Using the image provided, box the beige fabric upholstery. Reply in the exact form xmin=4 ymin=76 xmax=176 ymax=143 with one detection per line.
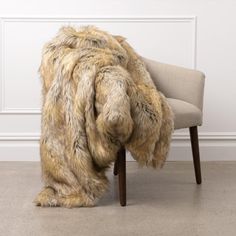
xmin=142 ymin=57 xmax=205 ymax=129
xmin=167 ymin=98 xmax=202 ymax=129
xmin=142 ymin=57 xmax=205 ymax=111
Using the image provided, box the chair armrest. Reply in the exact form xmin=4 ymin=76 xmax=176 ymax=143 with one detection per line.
xmin=142 ymin=57 xmax=205 ymax=111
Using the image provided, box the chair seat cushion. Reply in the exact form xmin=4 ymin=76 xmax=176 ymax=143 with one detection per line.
xmin=167 ymin=98 xmax=202 ymax=129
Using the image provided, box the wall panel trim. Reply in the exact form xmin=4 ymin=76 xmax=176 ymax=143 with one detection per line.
xmin=0 ymin=132 xmax=235 ymax=142
xmin=0 ymin=15 xmax=197 ymax=114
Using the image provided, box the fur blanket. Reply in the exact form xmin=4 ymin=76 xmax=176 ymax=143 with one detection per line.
xmin=34 ymin=26 xmax=174 ymax=208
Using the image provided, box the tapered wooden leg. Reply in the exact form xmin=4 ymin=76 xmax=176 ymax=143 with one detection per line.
xmin=118 ymin=148 xmax=126 ymax=206
xmin=189 ymin=126 xmax=202 ymax=184
xmin=113 ymin=158 xmax=119 ymax=176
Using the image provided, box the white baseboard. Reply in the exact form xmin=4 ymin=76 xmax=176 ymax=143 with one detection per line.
xmin=0 ymin=132 xmax=235 ymax=161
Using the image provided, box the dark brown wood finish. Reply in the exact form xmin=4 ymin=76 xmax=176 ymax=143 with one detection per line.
xmin=189 ymin=126 xmax=202 ymax=184
xmin=113 ymin=126 xmax=202 ymax=206
xmin=117 ymin=148 xmax=126 ymax=206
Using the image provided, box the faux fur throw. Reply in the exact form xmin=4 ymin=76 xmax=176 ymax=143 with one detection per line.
xmin=34 ymin=26 xmax=174 ymax=208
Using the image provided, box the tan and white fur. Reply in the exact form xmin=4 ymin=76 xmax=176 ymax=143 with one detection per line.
xmin=34 ymin=26 xmax=174 ymax=208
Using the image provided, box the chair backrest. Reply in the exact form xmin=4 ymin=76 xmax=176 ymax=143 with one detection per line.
xmin=142 ymin=57 xmax=205 ymax=111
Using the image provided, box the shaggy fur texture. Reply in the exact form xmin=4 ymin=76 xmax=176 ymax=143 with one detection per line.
xmin=34 ymin=26 xmax=174 ymax=208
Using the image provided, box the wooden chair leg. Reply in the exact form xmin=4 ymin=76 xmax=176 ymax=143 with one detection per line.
xmin=113 ymin=158 xmax=118 ymax=176
xmin=189 ymin=126 xmax=202 ymax=184
xmin=118 ymin=148 xmax=126 ymax=206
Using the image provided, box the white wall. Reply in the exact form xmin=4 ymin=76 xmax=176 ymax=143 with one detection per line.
xmin=0 ymin=0 xmax=235 ymax=161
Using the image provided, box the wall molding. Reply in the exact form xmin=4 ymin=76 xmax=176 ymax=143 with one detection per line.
xmin=0 ymin=132 xmax=235 ymax=161
xmin=0 ymin=15 xmax=197 ymax=114
xmin=0 ymin=15 xmax=196 ymax=21
xmin=0 ymin=132 xmax=235 ymax=142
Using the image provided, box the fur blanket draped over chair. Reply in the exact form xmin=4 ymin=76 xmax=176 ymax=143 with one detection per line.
xmin=34 ymin=26 xmax=174 ymax=208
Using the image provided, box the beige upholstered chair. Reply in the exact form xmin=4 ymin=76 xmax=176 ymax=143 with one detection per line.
xmin=114 ymin=57 xmax=206 ymax=206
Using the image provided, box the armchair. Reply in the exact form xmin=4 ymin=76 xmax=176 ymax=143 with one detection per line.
xmin=114 ymin=57 xmax=206 ymax=206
